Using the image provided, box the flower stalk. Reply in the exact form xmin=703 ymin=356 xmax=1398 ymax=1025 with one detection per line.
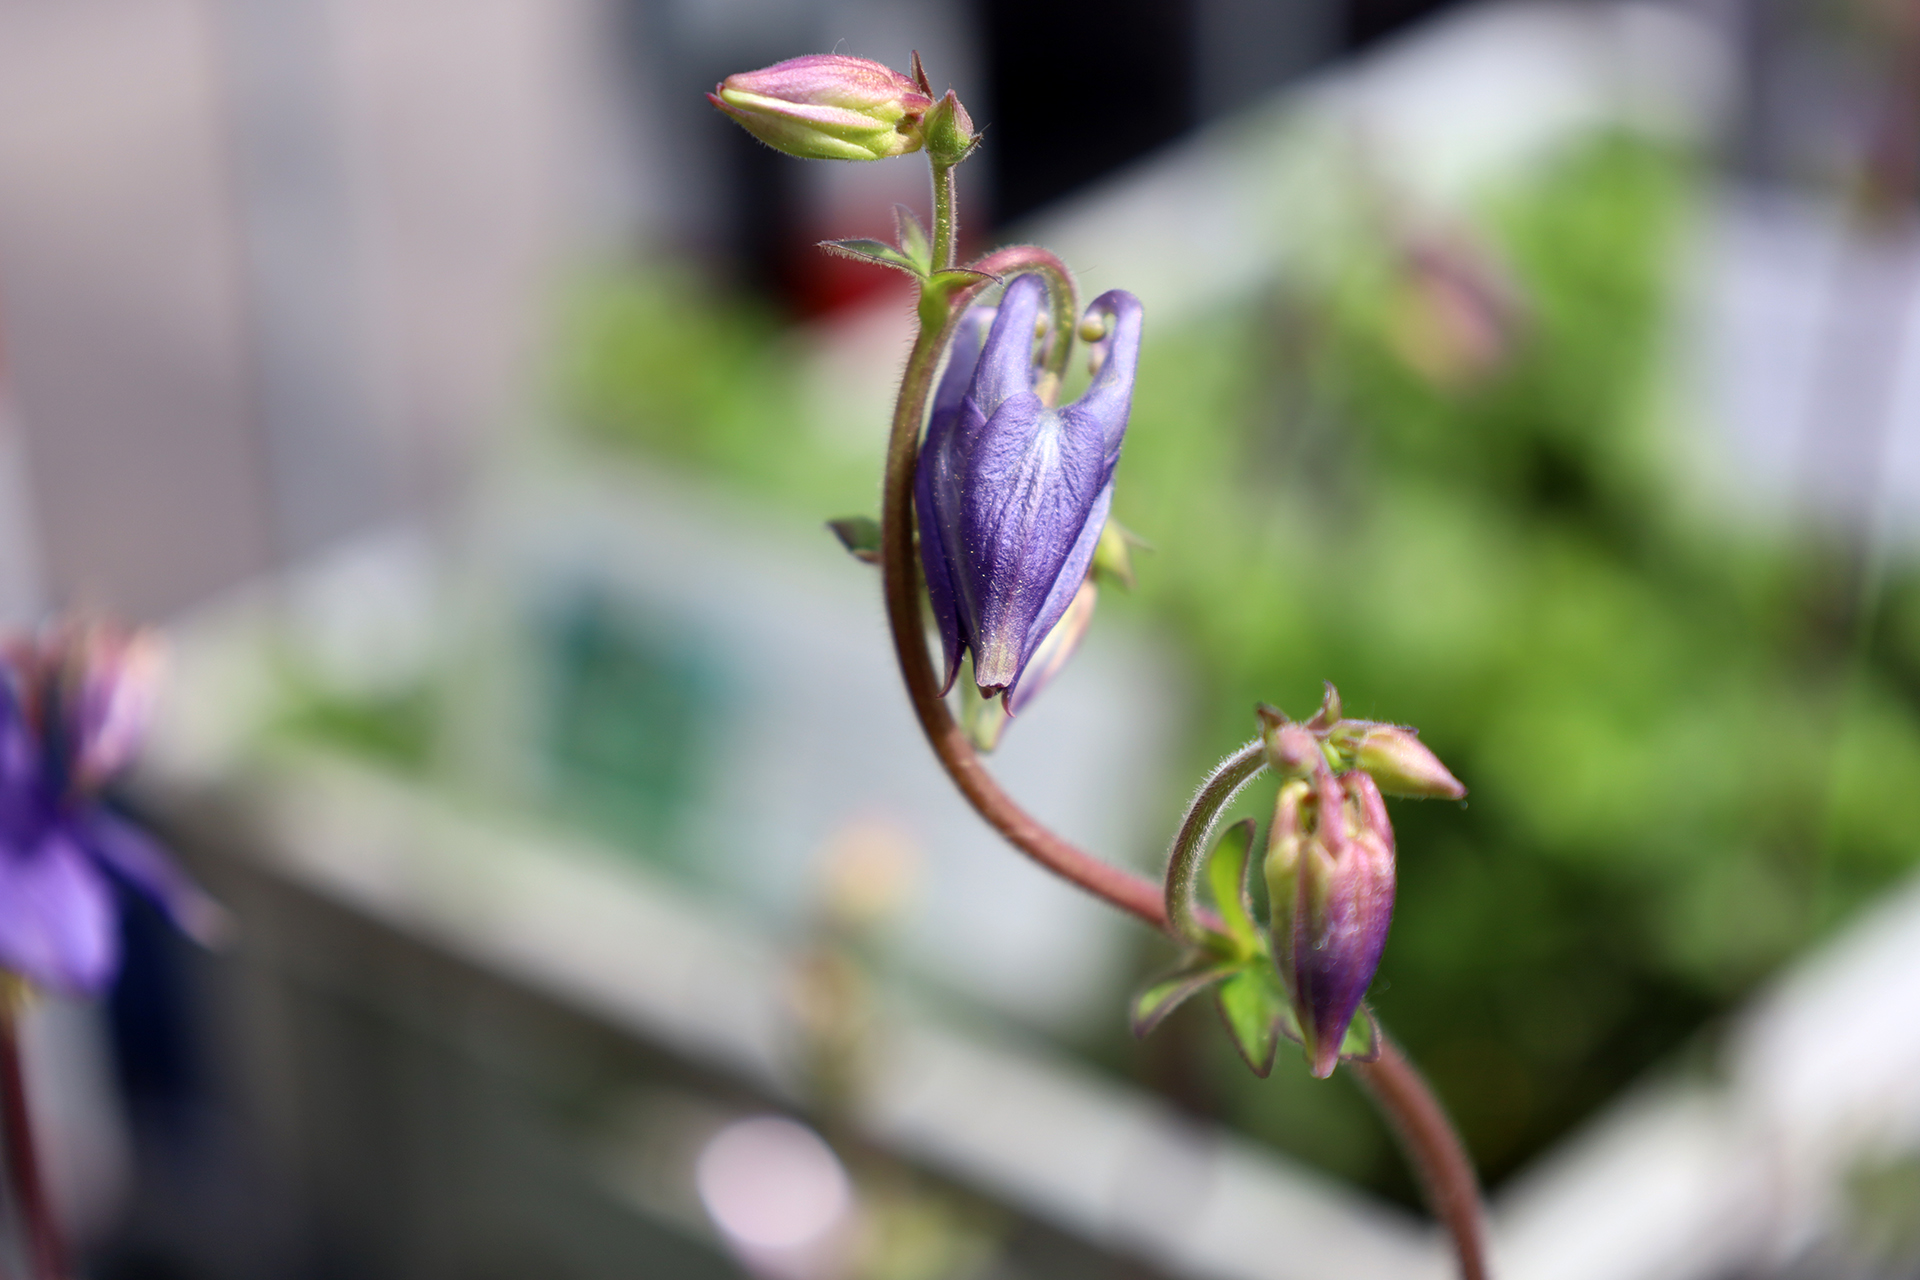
xmin=715 ymin=53 xmax=1490 ymax=1278
xmin=0 ymin=985 xmax=66 ymax=1280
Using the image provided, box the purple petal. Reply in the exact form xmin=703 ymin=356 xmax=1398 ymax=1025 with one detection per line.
xmin=995 ymin=291 xmax=1140 ymax=690
xmin=916 ymin=307 xmax=996 ymax=694
xmin=967 ymin=274 xmax=1046 ymax=418
xmin=1014 ymin=483 xmax=1110 ymax=679
xmin=79 ymin=810 xmax=224 ymax=945
xmin=0 ymin=830 xmax=120 ymax=995
xmin=1059 ymin=291 xmax=1144 ymax=457
xmin=959 ymin=390 xmax=1110 ymax=691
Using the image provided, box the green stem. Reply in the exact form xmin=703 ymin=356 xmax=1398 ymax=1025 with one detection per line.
xmin=1164 ymin=740 xmax=1267 ymax=944
xmin=930 ymin=161 xmax=957 ymax=271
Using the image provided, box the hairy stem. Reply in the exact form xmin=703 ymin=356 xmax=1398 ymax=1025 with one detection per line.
xmin=1354 ymin=1039 xmax=1490 ymax=1280
xmin=930 ymin=160 xmax=957 ymax=272
xmin=0 ymin=997 xmax=66 ymax=1280
xmin=1164 ymin=740 xmax=1267 ymax=943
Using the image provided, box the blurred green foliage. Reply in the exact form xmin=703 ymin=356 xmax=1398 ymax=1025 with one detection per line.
xmin=558 ymin=132 xmax=1920 ymax=1193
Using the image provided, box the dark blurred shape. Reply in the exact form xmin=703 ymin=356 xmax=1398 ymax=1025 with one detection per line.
xmin=1343 ymin=0 xmax=1466 ymax=50
xmin=984 ymin=0 xmax=1199 ymax=223
xmin=983 ymin=0 xmax=1473 ymax=226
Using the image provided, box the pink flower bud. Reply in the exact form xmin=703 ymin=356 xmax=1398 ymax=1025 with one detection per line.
xmin=710 ymin=55 xmax=932 ymax=161
xmin=1256 ymin=704 xmax=1323 ymax=778
xmin=1265 ymin=770 xmax=1396 ymax=1078
xmin=1349 ymin=723 xmax=1465 ymax=800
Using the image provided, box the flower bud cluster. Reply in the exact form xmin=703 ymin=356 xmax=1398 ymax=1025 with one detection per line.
xmin=1258 ymin=686 xmax=1464 ymax=801
xmin=1254 ymin=687 xmax=1462 ymax=1076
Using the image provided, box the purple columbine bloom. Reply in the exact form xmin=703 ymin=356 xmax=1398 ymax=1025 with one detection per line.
xmin=0 ymin=626 xmax=219 ymax=995
xmin=915 ymin=273 xmax=1143 ymax=710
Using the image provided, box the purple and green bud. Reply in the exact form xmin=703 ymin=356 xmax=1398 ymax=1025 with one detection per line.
xmin=1265 ymin=767 xmax=1396 ymax=1078
xmin=709 ymin=55 xmax=933 ymax=161
xmin=1262 ymin=688 xmax=1466 ymax=801
xmin=916 ymin=274 xmax=1143 ymax=712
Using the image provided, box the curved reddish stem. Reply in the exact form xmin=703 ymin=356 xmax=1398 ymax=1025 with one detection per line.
xmin=876 ymin=236 xmax=1491 ymax=1277
xmin=1354 ymin=1039 xmax=1491 ymax=1280
xmin=878 ymin=247 xmax=1168 ymax=931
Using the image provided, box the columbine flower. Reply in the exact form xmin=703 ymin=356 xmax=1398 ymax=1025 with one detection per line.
xmin=915 ymin=273 xmax=1143 ymax=710
xmin=1265 ymin=766 xmax=1396 ymax=1078
xmin=0 ymin=625 xmax=220 ymax=995
xmin=709 ymin=55 xmax=933 ymax=161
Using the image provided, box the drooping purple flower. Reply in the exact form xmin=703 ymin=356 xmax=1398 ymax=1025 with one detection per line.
xmin=915 ymin=273 xmax=1142 ymax=710
xmin=0 ymin=625 xmax=220 ymax=995
xmin=1264 ymin=767 xmax=1396 ymax=1078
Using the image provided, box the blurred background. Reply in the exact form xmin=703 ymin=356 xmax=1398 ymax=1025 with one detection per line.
xmin=3 ymin=0 xmax=1920 ymax=1275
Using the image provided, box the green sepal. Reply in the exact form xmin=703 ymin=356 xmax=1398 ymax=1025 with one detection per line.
xmin=1129 ymin=962 xmax=1236 ymax=1039
xmin=821 ymin=238 xmax=926 ymax=279
xmin=1339 ymin=1003 xmax=1382 ymax=1063
xmin=1205 ymin=819 xmax=1261 ymax=959
xmin=826 ymin=516 xmax=881 ymax=565
xmin=1266 ymin=996 xmax=1383 ymax=1067
xmin=1213 ymin=968 xmax=1285 ymax=1077
xmin=1091 ymin=520 xmax=1149 ymax=590
xmin=893 ymin=205 xmax=933 ymax=276
xmin=918 ymin=269 xmax=995 ymax=331
xmin=958 ymin=655 xmax=1008 ymax=753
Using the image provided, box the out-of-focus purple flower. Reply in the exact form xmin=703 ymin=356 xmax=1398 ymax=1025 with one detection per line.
xmin=915 ymin=274 xmax=1142 ymax=710
xmin=1264 ymin=767 xmax=1396 ymax=1078
xmin=709 ymin=55 xmax=933 ymax=161
xmin=0 ymin=625 xmax=219 ymax=995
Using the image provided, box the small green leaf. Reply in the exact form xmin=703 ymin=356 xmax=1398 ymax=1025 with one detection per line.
xmin=918 ymin=269 xmax=993 ymax=331
xmin=820 ymin=238 xmax=925 ymax=278
xmin=929 ymin=268 xmax=993 ymax=291
xmin=893 ymin=205 xmax=933 ymax=275
xmin=1206 ymin=819 xmax=1260 ymax=957
xmin=1213 ymin=968 xmax=1284 ymax=1077
xmin=826 ymin=516 xmax=882 ymax=565
xmin=1091 ymin=519 xmax=1150 ymax=590
xmin=1339 ymin=1003 xmax=1382 ymax=1063
xmin=1130 ymin=962 xmax=1236 ymax=1038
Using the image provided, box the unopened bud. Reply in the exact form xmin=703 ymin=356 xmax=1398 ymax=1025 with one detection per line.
xmin=922 ymin=90 xmax=975 ymax=166
xmin=710 ymin=55 xmax=932 ymax=161
xmin=1256 ymin=704 xmax=1323 ymax=778
xmin=1265 ymin=771 xmax=1396 ymax=1078
xmin=1349 ymin=723 xmax=1465 ymax=800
